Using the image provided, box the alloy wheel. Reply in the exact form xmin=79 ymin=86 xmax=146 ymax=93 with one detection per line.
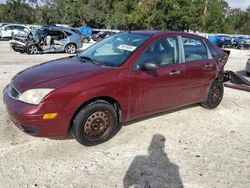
xmin=66 ymin=44 xmax=76 ymax=54
xmin=28 ymin=45 xmax=38 ymax=54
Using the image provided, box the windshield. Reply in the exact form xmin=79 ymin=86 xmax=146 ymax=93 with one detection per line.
xmin=79 ymin=33 xmax=150 ymax=67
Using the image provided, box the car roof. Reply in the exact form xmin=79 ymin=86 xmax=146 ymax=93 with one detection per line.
xmin=2 ymin=24 xmax=30 ymax=28
xmin=42 ymin=25 xmax=69 ymax=30
xmin=130 ymin=30 xmax=204 ymax=39
xmin=41 ymin=26 xmax=76 ymax=34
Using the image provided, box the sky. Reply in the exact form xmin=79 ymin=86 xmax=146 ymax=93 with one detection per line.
xmin=227 ymin=0 xmax=250 ymax=10
xmin=0 ymin=0 xmax=249 ymax=10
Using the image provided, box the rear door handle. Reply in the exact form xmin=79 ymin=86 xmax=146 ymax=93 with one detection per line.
xmin=169 ymin=70 xmax=181 ymax=76
xmin=204 ymin=63 xmax=213 ymax=68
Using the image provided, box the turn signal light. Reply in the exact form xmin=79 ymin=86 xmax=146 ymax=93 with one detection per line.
xmin=43 ymin=113 xmax=58 ymax=120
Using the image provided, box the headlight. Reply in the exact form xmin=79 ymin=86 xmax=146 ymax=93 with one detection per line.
xmin=18 ymin=88 xmax=54 ymax=105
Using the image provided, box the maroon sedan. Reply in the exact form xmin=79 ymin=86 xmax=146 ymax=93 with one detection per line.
xmin=3 ymin=31 xmax=228 ymax=146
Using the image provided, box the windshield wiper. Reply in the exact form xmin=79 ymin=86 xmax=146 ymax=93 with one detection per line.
xmin=78 ymin=55 xmax=98 ymax=65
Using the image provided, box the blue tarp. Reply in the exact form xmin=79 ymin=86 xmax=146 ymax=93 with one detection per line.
xmin=79 ymin=26 xmax=92 ymax=36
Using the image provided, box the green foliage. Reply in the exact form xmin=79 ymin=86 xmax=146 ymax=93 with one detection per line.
xmin=203 ymin=0 xmax=228 ymax=33
xmin=0 ymin=0 xmax=36 ymax=24
xmin=224 ymin=8 xmax=250 ymax=34
xmin=0 ymin=0 xmax=249 ymax=34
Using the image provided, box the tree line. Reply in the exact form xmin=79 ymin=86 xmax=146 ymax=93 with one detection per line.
xmin=0 ymin=0 xmax=249 ymax=35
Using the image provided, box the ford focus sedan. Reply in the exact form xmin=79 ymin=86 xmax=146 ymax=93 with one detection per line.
xmin=3 ymin=31 xmax=229 ymax=146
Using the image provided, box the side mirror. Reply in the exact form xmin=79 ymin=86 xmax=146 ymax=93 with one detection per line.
xmin=141 ymin=61 xmax=158 ymax=71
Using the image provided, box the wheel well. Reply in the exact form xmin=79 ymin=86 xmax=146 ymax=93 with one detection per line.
xmin=68 ymin=96 xmax=122 ymax=134
xmin=66 ymin=43 xmax=77 ymax=47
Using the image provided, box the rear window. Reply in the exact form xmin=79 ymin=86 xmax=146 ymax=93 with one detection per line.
xmin=65 ymin=31 xmax=72 ymax=36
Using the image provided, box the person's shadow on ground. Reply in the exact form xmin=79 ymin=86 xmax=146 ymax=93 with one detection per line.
xmin=123 ymin=134 xmax=183 ymax=188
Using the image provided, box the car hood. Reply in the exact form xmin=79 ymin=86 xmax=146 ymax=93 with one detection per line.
xmin=12 ymin=56 xmax=106 ymax=93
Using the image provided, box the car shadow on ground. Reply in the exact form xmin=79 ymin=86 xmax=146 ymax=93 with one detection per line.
xmin=0 ymin=38 xmax=9 ymax=41
xmin=123 ymin=134 xmax=183 ymax=188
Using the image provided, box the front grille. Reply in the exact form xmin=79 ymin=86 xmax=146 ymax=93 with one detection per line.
xmin=8 ymin=84 xmax=20 ymax=99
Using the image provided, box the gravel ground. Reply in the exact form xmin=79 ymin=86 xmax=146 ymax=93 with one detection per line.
xmin=0 ymin=41 xmax=250 ymax=188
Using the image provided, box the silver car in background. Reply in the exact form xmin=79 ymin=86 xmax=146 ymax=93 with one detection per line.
xmin=0 ymin=24 xmax=31 ymax=38
xmin=9 ymin=26 xmax=84 ymax=54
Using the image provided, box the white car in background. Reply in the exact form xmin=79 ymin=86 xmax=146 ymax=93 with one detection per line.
xmin=0 ymin=24 xmax=31 ymax=38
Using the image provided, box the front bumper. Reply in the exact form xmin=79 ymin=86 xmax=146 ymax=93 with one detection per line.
xmin=3 ymin=86 xmax=73 ymax=137
xmin=9 ymin=40 xmax=27 ymax=52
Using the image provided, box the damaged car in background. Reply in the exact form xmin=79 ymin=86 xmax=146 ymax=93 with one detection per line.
xmin=9 ymin=26 xmax=84 ymax=54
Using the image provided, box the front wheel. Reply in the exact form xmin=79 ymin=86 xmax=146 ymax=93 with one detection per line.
xmin=12 ymin=46 xmax=19 ymax=52
xmin=201 ymin=81 xmax=224 ymax=109
xmin=71 ymin=101 xmax=120 ymax=146
xmin=65 ymin=43 xmax=77 ymax=54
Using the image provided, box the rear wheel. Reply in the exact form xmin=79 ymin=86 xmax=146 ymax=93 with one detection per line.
xmin=83 ymin=38 xmax=89 ymax=43
xmin=71 ymin=101 xmax=120 ymax=146
xmin=65 ymin=43 xmax=77 ymax=54
xmin=201 ymin=81 xmax=224 ymax=109
xmin=27 ymin=44 xmax=39 ymax=54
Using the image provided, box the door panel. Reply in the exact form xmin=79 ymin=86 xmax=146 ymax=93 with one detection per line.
xmin=129 ymin=36 xmax=186 ymax=118
xmin=181 ymin=37 xmax=217 ymax=104
xmin=183 ymin=59 xmax=216 ymax=103
xmin=143 ymin=64 xmax=185 ymax=112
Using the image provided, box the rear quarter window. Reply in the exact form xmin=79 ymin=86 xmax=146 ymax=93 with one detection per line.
xmin=206 ymin=41 xmax=219 ymax=58
xmin=65 ymin=31 xmax=72 ymax=36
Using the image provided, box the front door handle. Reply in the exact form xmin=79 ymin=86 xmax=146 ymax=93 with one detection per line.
xmin=204 ymin=63 xmax=213 ymax=68
xmin=169 ymin=70 xmax=181 ymax=76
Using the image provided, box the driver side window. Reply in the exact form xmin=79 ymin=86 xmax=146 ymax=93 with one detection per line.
xmin=134 ymin=37 xmax=179 ymax=69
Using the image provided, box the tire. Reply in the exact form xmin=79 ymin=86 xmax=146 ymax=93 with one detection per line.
xmin=247 ymin=71 xmax=250 ymax=77
xmin=201 ymin=81 xmax=224 ymax=109
xmin=71 ymin=101 xmax=120 ymax=146
xmin=27 ymin=44 xmax=39 ymax=54
xmin=12 ymin=46 xmax=19 ymax=52
xmin=65 ymin=43 xmax=77 ymax=54
xmin=83 ymin=38 xmax=89 ymax=43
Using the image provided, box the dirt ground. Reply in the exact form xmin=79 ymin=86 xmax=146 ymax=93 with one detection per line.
xmin=0 ymin=40 xmax=250 ymax=188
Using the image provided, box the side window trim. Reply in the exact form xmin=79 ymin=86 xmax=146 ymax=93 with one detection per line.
xmin=202 ymin=39 xmax=213 ymax=60
xmin=177 ymin=36 xmax=185 ymax=64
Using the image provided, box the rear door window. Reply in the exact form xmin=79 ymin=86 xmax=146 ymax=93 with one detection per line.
xmin=182 ymin=37 xmax=208 ymax=62
xmin=5 ymin=25 xmax=14 ymax=30
xmin=14 ymin=26 xmax=24 ymax=31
